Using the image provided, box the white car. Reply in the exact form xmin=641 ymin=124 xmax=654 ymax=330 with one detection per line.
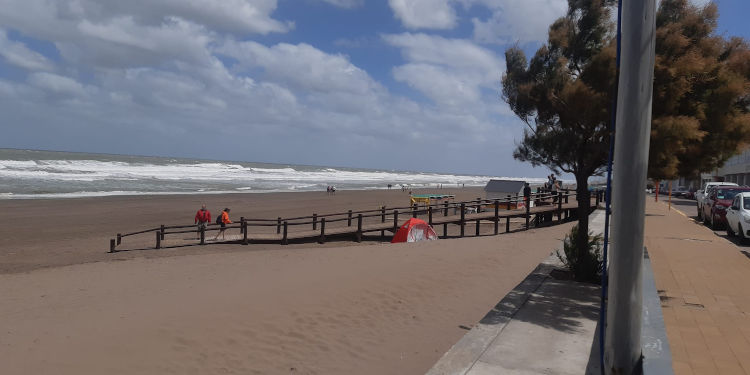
xmin=697 ymin=182 xmax=738 ymax=221
xmin=725 ymin=192 xmax=750 ymax=244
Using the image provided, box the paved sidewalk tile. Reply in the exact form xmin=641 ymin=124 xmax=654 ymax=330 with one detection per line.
xmin=646 ymin=199 xmax=750 ymax=374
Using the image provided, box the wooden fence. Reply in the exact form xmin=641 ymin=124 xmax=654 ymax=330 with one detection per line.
xmin=110 ymin=189 xmax=605 ymax=252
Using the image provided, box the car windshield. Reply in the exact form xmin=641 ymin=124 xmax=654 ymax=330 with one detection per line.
xmin=717 ymin=190 xmax=743 ymax=200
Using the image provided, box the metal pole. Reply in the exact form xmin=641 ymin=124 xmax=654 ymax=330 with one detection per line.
xmin=605 ymin=0 xmax=655 ymax=373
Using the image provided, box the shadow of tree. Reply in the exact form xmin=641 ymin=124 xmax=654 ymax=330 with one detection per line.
xmin=478 ymin=264 xmax=601 ymax=335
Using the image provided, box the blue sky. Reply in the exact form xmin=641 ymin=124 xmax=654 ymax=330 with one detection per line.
xmin=0 ymin=0 xmax=747 ymax=177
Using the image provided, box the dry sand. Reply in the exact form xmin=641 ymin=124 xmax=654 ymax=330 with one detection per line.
xmin=0 ymin=188 xmax=574 ymax=374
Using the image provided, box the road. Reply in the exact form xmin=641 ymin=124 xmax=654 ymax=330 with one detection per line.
xmin=654 ymin=195 xmax=750 ymax=249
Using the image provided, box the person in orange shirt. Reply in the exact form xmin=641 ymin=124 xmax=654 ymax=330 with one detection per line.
xmin=213 ymin=208 xmax=232 ymax=240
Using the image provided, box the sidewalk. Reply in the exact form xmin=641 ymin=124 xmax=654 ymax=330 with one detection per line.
xmin=646 ymin=199 xmax=750 ymax=374
xmin=427 ymin=211 xmax=606 ymax=374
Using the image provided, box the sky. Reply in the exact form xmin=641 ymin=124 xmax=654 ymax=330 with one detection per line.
xmin=0 ymin=0 xmax=748 ymax=176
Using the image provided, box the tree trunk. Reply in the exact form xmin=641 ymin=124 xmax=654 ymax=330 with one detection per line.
xmin=575 ymin=173 xmax=591 ymax=253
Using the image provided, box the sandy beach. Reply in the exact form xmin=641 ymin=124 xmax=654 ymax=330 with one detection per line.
xmin=0 ymin=188 xmax=574 ymax=374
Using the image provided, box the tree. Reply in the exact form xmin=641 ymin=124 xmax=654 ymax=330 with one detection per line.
xmin=502 ymin=0 xmax=616 ymax=265
xmin=650 ymin=0 xmax=750 ymax=181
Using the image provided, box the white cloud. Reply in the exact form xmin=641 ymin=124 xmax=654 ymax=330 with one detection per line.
xmin=0 ymin=29 xmax=54 ymax=71
xmin=217 ymin=40 xmax=380 ymax=95
xmin=388 ymin=0 xmax=457 ymax=29
xmin=461 ymin=0 xmax=568 ymax=44
xmin=320 ymin=0 xmax=364 ymax=8
xmin=28 ymin=72 xmax=87 ymax=95
xmin=0 ymin=0 xmax=530 ymax=175
xmin=383 ymin=33 xmax=503 ymax=106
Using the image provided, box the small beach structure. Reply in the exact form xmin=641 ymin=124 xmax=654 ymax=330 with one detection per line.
xmin=484 ymin=179 xmax=530 ymax=209
xmin=391 ymin=218 xmax=438 ymax=243
xmin=409 ymin=193 xmax=455 ymax=206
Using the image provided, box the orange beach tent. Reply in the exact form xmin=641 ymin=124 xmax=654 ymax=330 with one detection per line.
xmin=391 ymin=218 xmax=439 ymax=243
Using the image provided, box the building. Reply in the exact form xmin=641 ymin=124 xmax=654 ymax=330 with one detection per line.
xmin=484 ymin=179 xmax=526 ymax=200
xmin=717 ymin=148 xmax=750 ymax=186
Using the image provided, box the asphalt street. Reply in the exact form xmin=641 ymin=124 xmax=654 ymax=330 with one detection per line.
xmin=657 ymin=195 xmax=750 ymax=250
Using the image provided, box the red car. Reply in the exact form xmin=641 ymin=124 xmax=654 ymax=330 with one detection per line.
xmin=703 ymin=186 xmax=750 ymax=229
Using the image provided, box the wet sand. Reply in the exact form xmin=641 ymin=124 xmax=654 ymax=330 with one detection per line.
xmin=0 ymin=188 xmax=574 ymax=374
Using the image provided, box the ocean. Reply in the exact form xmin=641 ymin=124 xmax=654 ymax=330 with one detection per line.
xmin=0 ymin=149 xmax=545 ymax=199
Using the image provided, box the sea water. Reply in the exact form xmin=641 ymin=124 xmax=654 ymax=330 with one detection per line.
xmin=0 ymin=149 xmax=545 ymax=199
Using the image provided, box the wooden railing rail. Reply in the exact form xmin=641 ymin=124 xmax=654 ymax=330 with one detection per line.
xmin=110 ymin=190 xmax=594 ymax=253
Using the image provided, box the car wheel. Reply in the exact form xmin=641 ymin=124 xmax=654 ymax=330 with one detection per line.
xmin=740 ymin=224 xmax=748 ymax=245
xmin=710 ymin=213 xmax=717 ymax=230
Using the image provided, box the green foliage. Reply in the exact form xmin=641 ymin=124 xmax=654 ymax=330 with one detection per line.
xmin=650 ymin=0 xmax=750 ymax=180
xmin=557 ymin=224 xmax=603 ymax=282
xmin=502 ymin=0 xmax=617 ymax=249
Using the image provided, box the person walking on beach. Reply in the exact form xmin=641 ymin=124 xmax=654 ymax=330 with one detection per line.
xmin=194 ymin=204 xmax=211 ymax=238
xmin=213 ymin=208 xmax=232 ymax=241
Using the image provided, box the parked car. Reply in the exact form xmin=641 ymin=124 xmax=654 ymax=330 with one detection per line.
xmin=702 ymin=187 xmax=750 ymax=229
xmin=672 ymin=186 xmax=688 ymax=198
xmin=725 ymin=192 xmax=750 ymax=244
xmin=697 ymin=182 xmax=738 ymax=221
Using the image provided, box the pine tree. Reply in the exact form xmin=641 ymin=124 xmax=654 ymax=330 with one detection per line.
xmin=650 ymin=0 xmax=750 ymax=180
xmin=502 ymin=0 xmax=616 ymax=262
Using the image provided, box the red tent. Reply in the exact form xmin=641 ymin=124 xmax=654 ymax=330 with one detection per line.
xmin=391 ymin=218 xmax=439 ymax=243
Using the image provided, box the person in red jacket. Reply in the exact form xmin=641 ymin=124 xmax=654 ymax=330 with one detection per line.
xmin=194 ymin=204 xmax=211 ymax=237
xmin=213 ymin=208 xmax=232 ymax=240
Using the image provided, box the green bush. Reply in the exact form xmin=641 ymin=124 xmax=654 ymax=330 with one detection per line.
xmin=556 ymin=225 xmax=603 ymax=283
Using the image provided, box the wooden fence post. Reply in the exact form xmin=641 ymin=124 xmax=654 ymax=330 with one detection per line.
xmin=557 ymin=192 xmax=563 ymax=223
xmin=242 ymin=220 xmax=248 ymax=245
xmin=282 ymin=221 xmax=288 ymax=245
xmin=475 ymin=217 xmax=480 ymax=236
xmin=356 ymin=214 xmax=363 ymax=242
xmin=412 ymin=203 xmax=418 ymax=218
xmin=393 ymin=210 xmax=399 ymax=233
xmin=565 ymin=190 xmax=569 ymax=204
xmin=277 ymin=217 xmax=281 ymax=234
xmin=443 ymin=201 xmax=448 ymax=237
xmin=240 ymin=217 xmax=245 ymax=235
xmin=109 ymin=239 xmax=115 ymax=253
xmin=507 ymin=195 xmax=511 ymax=210
xmin=460 ymin=203 xmax=465 ymax=237
xmin=381 ymin=206 xmax=386 ymax=238
xmin=155 ymin=231 xmax=161 ymax=249
xmin=494 ymin=200 xmax=499 ymax=235
xmin=116 ymin=233 xmax=122 ymax=246
xmin=200 ymin=226 xmax=205 ymax=245
xmin=348 ymin=210 xmax=353 ymax=226
xmin=525 ymin=196 xmax=530 ymax=230
xmin=313 ymin=214 xmax=318 ymax=230
xmin=476 ymin=198 xmax=482 ymax=213
xmin=319 ymin=218 xmax=326 ymax=244
xmin=506 ymin=216 xmax=510 ymax=233
xmin=160 ymin=225 xmax=165 ymax=240
xmin=428 ymin=206 xmax=433 ymax=226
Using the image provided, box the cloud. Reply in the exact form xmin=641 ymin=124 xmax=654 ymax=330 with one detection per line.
xmin=0 ymin=0 xmax=532 ymax=175
xmin=460 ymin=0 xmax=568 ymax=44
xmin=0 ymin=29 xmax=55 ymax=71
xmin=388 ymin=0 xmax=457 ymax=29
xmin=216 ymin=40 xmax=381 ymax=95
xmin=319 ymin=0 xmax=364 ymax=8
xmin=383 ymin=33 xmax=503 ymax=106
xmin=27 ymin=72 xmax=87 ymax=96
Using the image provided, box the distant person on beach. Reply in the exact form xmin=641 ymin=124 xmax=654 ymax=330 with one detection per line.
xmin=331 ymin=186 xmax=336 ymax=195
xmin=194 ymin=204 xmax=211 ymax=235
xmin=327 ymin=186 xmax=331 ymax=195
xmin=213 ymin=208 xmax=232 ymax=240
